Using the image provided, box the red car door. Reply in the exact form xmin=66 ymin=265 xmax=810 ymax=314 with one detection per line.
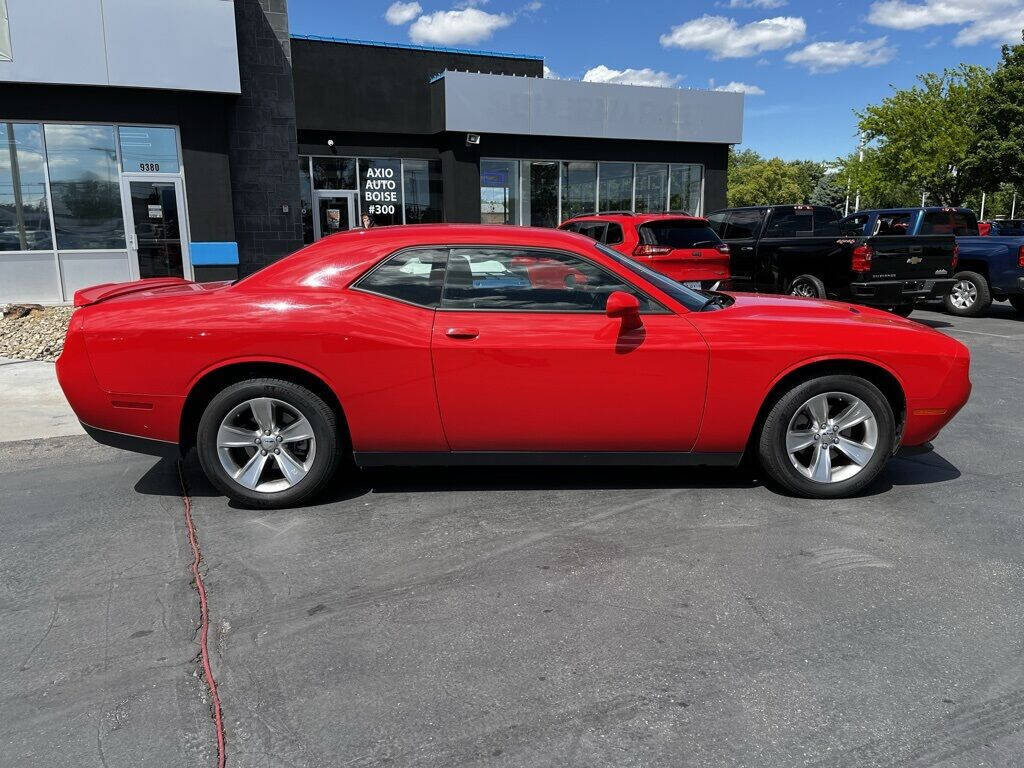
xmin=430 ymin=247 xmax=708 ymax=452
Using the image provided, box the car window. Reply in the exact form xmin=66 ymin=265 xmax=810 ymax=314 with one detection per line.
xmin=606 ymin=223 xmax=624 ymax=245
xmin=841 ymin=214 xmax=868 ymax=236
xmin=442 ymin=247 xmax=664 ymax=313
xmin=353 ymin=247 xmax=449 ymax=307
xmin=763 ymin=208 xmax=813 ymax=238
xmin=724 ymin=210 xmax=763 ymax=240
xmin=576 ymin=221 xmax=609 ymax=243
xmin=706 ymin=212 xmax=727 ymax=236
xmin=595 ymin=243 xmax=707 ymax=312
xmin=874 ymin=213 xmax=914 ymax=236
xmin=921 ymin=210 xmax=978 ymax=236
xmin=814 ymin=208 xmax=841 ymax=236
xmin=559 ymin=222 xmax=579 ymax=233
xmin=639 ymin=220 xmax=723 ymax=248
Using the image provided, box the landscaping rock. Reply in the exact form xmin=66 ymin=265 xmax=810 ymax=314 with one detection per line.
xmin=0 ymin=305 xmax=74 ymax=361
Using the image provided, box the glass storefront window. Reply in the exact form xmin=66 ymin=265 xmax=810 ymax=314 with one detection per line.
xmin=560 ymin=161 xmax=597 ymax=221
xmin=522 ymin=160 xmax=559 ymax=228
xmin=298 ymin=158 xmax=314 ymax=244
xmin=0 ymin=0 xmax=11 ymax=62
xmin=44 ymin=124 xmax=124 ymax=250
xmin=598 ymin=162 xmax=633 ymax=212
xmin=313 ymin=157 xmax=356 ymax=190
xmin=669 ymin=164 xmax=702 ymax=215
xmin=118 ymin=126 xmax=180 ymax=174
xmin=634 ymin=163 xmax=668 ymax=214
xmin=0 ymin=122 xmax=52 ymax=251
xmin=403 ymin=159 xmax=442 ymax=224
xmin=359 ymin=157 xmax=401 ymax=227
xmin=480 ymin=159 xmax=519 ymax=225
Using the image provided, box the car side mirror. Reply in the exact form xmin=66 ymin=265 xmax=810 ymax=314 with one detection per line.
xmin=606 ymin=291 xmax=643 ymax=331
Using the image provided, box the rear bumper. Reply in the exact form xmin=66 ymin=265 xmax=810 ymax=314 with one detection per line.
xmin=850 ymin=278 xmax=955 ymax=305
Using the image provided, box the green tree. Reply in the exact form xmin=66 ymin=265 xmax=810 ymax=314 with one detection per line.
xmin=962 ymin=35 xmax=1024 ymax=194
xmin=857 ymin=64 xmax=991 ymax=206
xmin=728 ymin=157 xmax=805 ymax=207
xmin=809 ymin=171 xmax=847 ymax=210
xmin=834 ymin=146 xmax=924 ymax=209
xmin=789 ymin=160 xmax=827 ymax=204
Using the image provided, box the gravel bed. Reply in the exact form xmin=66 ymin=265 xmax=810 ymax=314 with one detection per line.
xmin=0 ymin=305 xmax=74 ymax=362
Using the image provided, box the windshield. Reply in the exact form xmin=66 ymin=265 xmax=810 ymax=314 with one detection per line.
xmin=595 ymin=242 xmax=708 ymax=311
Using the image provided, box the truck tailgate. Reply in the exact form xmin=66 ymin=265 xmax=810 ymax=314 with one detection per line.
xmin=866 ymin=235 xmax=955 ymax=281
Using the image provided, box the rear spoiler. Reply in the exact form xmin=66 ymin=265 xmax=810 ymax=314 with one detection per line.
xmin=73 ymin=277 xmax=193 ymax=307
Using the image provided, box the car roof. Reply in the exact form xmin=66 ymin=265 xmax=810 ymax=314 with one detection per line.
xmin=563 ymin=213 xmax=708 ymax=225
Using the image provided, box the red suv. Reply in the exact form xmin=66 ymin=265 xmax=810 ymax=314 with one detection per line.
xmin=559 ymin=213 xmax=731 ymax=288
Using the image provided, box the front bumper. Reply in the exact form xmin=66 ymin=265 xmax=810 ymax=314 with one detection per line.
xmin=850 ymin=278 xmax=955 ymax=305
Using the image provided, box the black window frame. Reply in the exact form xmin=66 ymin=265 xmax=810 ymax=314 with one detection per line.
xmin=438 ymin=245 xmax=670 ymax=314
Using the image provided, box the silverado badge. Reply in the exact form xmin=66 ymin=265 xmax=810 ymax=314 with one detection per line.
xmin=906 ymin=256 xmax=923 ymax=265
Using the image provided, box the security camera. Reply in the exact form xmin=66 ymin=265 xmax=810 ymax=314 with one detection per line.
xmin=465 ymin=133 xmax=481 ymax=146
xmin=327 ymin=138 xmax=335 ymax=147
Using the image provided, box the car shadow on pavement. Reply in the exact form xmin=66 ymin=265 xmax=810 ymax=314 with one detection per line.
xmin=914 ymin=317 xmax=954 ymax=329
xmin=133 ymin=447 xmax=962 ymax=509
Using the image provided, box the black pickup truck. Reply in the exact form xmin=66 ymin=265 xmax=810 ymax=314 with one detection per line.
xmin=706 ymin=205 xmax=957 ymax=314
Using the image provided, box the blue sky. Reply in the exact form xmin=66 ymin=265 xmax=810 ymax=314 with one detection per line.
xmin=287 ymin=0 xmax=1023 ymax=162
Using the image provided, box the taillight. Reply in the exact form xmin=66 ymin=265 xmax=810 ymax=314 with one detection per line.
xmin=633 ymin=244 xmax=673 ymax=258
xmin=851 ymin=244 xmax=873 ymax=273
xmin=1018 ymin=245 xmax=1024 ymax=269
xmin=717 ymin=243 xmax=730 ymax=254
xmin=952 ymin=243 xmax=959 ymax=270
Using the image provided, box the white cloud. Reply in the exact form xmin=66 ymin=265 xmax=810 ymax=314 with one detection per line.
xmin=582 ymin=64 xmax=683 ymax=88
xmin=385 ymin=1 xmax=422 ymax=25
xmin=542 ymin=64 xmax=560 ymax=79
xmin=785 ymin=37 xmax=896 ymax=73
xmin=715 ymin=80 xmax=766 ymax=94
xmin=660 ymin=15 xmax=806 ymax=59
xmin=867 ymin=0 xmax=1024 ymax=46
xmin=726 ymin=0 xmax=788 ymax=7
xmin=409 ymin=7 xmax=513 ymax=44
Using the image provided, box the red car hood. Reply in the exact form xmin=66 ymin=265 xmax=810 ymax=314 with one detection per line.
xmin=718 ymin=291 xmax=929 ymax=330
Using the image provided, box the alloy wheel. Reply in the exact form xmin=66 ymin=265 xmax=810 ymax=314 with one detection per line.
xmin=949 ymin=280 xmax=978 ymax=310
xmin=216 ymin=397 xmax=317 ymax=493
xmin=790 ymin=280 xmax=817 ymax=298
xmin=785 ymin=392 xmax=878 ymax=484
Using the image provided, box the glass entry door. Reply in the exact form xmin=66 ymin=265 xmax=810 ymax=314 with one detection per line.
xmin=313 ymin=191 xmax=357 ymax=240
xmin=122 ymin=176 xmax=191 ymax=280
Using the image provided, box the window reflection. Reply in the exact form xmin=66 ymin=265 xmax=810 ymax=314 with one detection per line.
xmin=560 ymin=161 xmax=597 ymax=221
xmin=669 ymin=164 xmax=702 ymax=215
xmin=598 ymin=162 xmax=633 ymax=213
xmin=522 ymin=161 xmax=559 ymax=228
xmin=118 ymin=126 xmax=180 ymax=173
xmin=298 ymin=158 xmax=314 ymax=244
xmin=403 ymin=159 xmax=442 ymax=224
xmin=0 ymin=122 xmax=52 ymax=251
xmin=312 ymin=157 xmax=356 ymax=190
xmin=634 ymin=163 xmax=668 ymax=214
xmin=480 ymin=159 xmax=519 ymax=225
xmin=44 ymin=124 xmax=124 ymax=250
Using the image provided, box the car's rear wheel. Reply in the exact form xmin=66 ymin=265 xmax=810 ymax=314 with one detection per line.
xmin=944 ymin=271 xmax=991 ymax=317
xmin=196 ymin=378 xmax=341 ymax=508
xmin=788 ymin=274 xmax=826 ymax=299
xmin=758 ymin=374 xmax=895 ymax=498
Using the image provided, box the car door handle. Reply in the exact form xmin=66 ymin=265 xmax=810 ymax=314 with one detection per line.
xmin=445 ymin=327 xmax=479 ymax=340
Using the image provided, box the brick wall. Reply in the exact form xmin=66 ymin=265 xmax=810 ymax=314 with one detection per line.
xmin=229 ymin=0 xmax=303 ymax=274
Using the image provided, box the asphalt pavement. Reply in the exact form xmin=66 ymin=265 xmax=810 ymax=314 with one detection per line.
xmin=2 ymin=305 xmax=1023 ymax=768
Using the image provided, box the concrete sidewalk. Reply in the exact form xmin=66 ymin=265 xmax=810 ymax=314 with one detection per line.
xmin=0 ymin=357 xmax=84 ymax=442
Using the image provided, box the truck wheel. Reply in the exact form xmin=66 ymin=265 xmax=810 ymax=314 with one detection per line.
xmin=788 ymin=275 xmax=826 ymax=299
xmin=1009 ymin=296 xmax=1024 ymax=315
xmin=944 ymin=271 xmax=991 ymax=317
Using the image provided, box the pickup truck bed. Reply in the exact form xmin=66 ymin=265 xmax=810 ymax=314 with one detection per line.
xmin=707 ymin=205 xmax=956 ymax=312
xmin=841 ymin=207 xmax=1024 ymax=317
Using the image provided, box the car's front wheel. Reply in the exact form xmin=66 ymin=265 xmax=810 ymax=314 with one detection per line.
xmin=196 ymin=378 xmax=342 ymax=508
xmin=757 ymin=374 xmax=895 ymax=498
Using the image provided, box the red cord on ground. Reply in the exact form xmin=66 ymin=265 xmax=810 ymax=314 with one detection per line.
xmin=178 ymin=461 xmax=227 ymax=768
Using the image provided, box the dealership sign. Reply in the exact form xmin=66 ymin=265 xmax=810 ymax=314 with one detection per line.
xmin=360 ymin=159 xmax=401 ymax=225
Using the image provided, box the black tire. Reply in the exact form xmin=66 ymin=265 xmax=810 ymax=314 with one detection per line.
xmin=196 ymin=378 xmax=342 ymax=509
xmin=788 ymin=274 xmax=827 ymax=299
xmin=943 ymin=271 xmax=992 ymax=317
xmin=1009 ymin=296 xmax=1024 ymax=315
xmin=757 ymin=374 xmax=895 ymax=499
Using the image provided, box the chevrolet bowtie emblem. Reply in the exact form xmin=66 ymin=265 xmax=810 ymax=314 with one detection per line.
xmin=907 ymin=256 xmax=923 ymax=265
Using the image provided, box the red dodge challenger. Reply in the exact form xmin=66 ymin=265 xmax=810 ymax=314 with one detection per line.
xmin=57 ymin=225 xmax=971 ymax=508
